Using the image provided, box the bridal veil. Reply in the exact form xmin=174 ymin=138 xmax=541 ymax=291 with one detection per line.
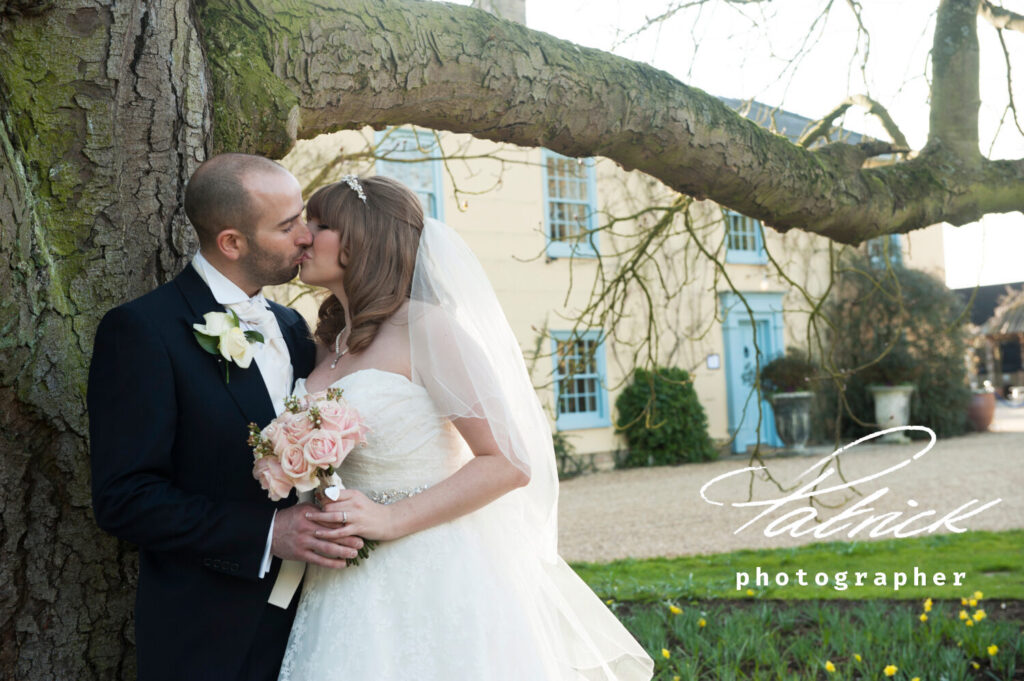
xmin=409 ymin=217 xmax=654 ymax=680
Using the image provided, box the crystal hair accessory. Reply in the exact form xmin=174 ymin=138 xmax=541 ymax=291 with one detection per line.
xmin=341 ymin=174 xmax=367 ymax=204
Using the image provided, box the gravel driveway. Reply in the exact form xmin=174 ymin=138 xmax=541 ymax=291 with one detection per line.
xmin=557 ymin=405 xmax=1024 ymax=563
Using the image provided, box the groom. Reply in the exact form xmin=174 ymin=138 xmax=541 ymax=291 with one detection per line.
xmin=88 ymin=154 xmax=359 ymax=681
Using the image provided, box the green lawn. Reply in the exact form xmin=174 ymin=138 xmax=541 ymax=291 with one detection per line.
xmin=572 ymin=530 xmax=1024 ymax=679
xmin=572 ymin=529 xmax=1024 ymax=601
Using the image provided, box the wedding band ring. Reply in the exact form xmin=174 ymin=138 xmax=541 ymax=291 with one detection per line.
xmin=342 ymin=511 xmax=348 ymax=524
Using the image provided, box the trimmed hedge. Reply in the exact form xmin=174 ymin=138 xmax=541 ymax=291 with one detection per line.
xmin=615 ymin=366 xmax=717 ymax=467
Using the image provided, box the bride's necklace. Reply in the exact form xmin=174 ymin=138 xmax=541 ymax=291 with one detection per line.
xmin=331 ymin=331 xmax=350 ymax=369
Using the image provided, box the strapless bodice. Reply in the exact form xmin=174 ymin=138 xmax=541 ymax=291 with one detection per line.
xmin=292 ymin=369 xmax=470 ymax=499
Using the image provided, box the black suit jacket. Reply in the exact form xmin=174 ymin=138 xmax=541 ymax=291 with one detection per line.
xmin=88 ymin=265 xmax=316 ymax=681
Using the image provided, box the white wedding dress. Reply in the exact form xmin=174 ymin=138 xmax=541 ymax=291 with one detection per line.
xmin=277 ymin=369 xmax=652 ymax=681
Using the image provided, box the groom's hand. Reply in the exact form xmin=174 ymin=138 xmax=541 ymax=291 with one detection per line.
xmin=272 ymin=503 xmax=364 ymax=568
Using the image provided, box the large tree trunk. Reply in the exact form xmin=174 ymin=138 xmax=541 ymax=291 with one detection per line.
xmin=0 ymin=0 xmax=208 ymax=676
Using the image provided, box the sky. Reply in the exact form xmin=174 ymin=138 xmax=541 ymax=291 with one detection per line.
xmin=450 ymin=0 xmax=1024 ymax=289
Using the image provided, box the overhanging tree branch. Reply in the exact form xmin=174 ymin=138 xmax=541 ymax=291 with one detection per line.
xmin=200 ymin=0 xmax=1023 ymax=244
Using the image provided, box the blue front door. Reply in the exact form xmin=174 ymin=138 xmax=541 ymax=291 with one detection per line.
xmin=721 ymin=293 xmax=784 ymax=453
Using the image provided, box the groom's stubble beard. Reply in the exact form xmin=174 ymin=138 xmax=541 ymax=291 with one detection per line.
xmin=240 ymin=240 xmax=303 ymax=288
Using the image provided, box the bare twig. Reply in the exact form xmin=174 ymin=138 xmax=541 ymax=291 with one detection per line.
xmin=980 ymin=0 xmax=1024 ymax=32
xmin=798 ymin=95 xmax=911 ymax=150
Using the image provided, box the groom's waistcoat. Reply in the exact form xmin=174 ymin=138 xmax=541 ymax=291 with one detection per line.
xmin=88 ymin=265 xmax=316 ymax=681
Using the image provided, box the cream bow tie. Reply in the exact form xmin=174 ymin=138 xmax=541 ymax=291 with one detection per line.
xmin=229 ymin=299 xmax=282 ymax=338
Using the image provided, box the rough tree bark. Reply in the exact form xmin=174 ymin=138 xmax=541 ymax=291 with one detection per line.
xmin=0 ymin=0 xmax=207 ymax=677
xmin=0 ymin=0 xmax=1020 ymax=678
xmin=203 ymin=0 xmax=1023 ymax=244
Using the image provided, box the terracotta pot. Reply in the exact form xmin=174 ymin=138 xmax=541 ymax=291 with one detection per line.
xmin=967 ymin=391 xmax=995 ymax=432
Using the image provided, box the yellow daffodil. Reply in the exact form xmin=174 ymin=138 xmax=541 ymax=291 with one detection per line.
xmin=746 ymin=589 xmax=755 ymax=596
xmin=972 ymin=661 xmax=980 ymax=670
xmin=974 ymin=590 xmax=983 ymax=600
xmin=966 ymin=619 xmax=975 ymax=627
xmin=825 ymin=660 xmax=836 ymax=673
xmin=673 ymin=677 xmax=680 ymax=681
xmin=854 ymin=654 xmax=862 ymax=662
xmin=661 ymin=648 xmax=670 ymax=660
xmin=959 ymin=610 xmax=969 ymax=620
xmin=912 ymin=677 xmax=920 ymax=681
xmin=919 ymin=613 xmax=928 ymax=622
xmin=988 ymin=644 xmax=998 ymax=656
xmin=698 ymin=618 xmax=706 ymax=628
xmin=969 ymin=598 xmax=978 ymax=607
xmin=605 ymin=599 xmax=614 ymax=605
xmin=668 ymin=604 xmax=682 ymax=615
xmin=961 ymin=597 xmax=969 ymax=606
xmin=973 ymin=609 xmax=986 ymax=621
xmin=923 ymin=598 xmax=932 ymax=612
xmin=884 ymin=664 xmax=898 ymax=676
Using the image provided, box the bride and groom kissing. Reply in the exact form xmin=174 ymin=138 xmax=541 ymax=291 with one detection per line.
xmin=88 ymin=153 xmax=654 ymax=680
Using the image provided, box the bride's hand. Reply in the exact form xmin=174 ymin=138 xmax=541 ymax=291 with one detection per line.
xmin=314 ymin=490 xmax=398 ymax=542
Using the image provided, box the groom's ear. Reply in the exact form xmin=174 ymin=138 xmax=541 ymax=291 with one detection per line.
xmin=216 ymin=228 xmax=247 ymax=261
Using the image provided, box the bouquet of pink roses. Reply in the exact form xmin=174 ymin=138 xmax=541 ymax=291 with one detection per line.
xmin=249 ymin=387 xmax=376 ymax=563
xmin=249 ymin=387 xmax=368 ymax=502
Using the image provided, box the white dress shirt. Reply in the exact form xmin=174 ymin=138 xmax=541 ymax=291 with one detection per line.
xmin=191 ymin=252 xmax=288 ymax=579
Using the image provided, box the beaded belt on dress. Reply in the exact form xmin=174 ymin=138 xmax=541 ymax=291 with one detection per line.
xmin=365 ymin=485 xmax=428 ymax=504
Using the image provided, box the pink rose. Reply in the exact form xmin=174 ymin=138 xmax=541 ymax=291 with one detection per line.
xmin=279 ymin=411 xmax=314 ymax=445
xmin=316 ymin=401 xmax=368 ymax=448
xmin=266 ymin=422 xmax=292 ymax=454
xmin=302 ymin=430 xmax=341 ymax=469
xmin=252 ymin=456 xmax=292 ymax=502
xmin=279 ymin=443 xmax=317 ymax=492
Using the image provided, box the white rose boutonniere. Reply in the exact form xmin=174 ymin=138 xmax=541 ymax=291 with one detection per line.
xmin=193 ymin=310 xmax=264 ymax=381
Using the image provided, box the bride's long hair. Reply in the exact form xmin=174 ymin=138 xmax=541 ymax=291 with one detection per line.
xmin=306 ymin=175 xmax=423 ymax=352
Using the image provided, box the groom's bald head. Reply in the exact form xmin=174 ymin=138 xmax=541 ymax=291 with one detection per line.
xmin=184 ymin=153 xmax=294 ymax=246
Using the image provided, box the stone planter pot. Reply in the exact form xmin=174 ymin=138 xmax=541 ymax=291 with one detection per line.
xmin=967 ymin=391 xmax=995 ymax=432
xmin=868 ymin=385 xmax=915 ymax=443
xmin=770 ymin=391 xmax=813 ymax=453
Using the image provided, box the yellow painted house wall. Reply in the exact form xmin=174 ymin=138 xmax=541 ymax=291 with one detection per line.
xmin=272 ymin=128 xmax=946 ymax=458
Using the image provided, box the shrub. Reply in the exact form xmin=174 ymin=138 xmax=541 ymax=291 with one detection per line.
xmin=760 ymin=348 xmax=819 ymax=394
xmin=615 ymin=366 xmax=717 ymax=467
xmin=820 ymin=256 xmax=971 ymax=438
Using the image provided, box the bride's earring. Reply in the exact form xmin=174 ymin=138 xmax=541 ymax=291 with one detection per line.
xmin=331 ymin=331 xmax=349 ymax=370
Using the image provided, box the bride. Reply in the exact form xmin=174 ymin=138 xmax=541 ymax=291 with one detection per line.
xmin=277 ymin=174 xmax=653 ymax=680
